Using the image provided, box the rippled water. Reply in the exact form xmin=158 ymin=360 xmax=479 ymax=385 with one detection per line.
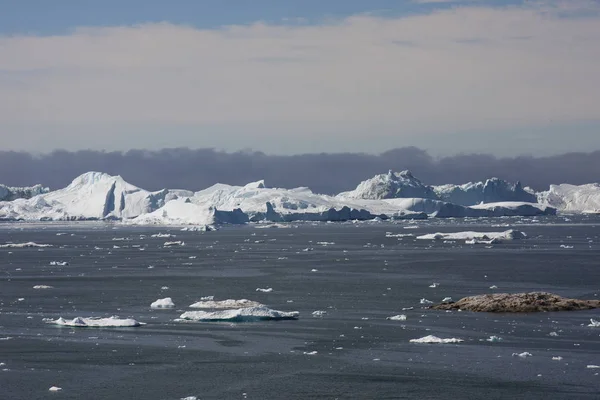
xmin=1 ymin=217 xmax=599 ymax=399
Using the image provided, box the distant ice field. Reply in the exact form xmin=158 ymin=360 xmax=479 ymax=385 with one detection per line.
xmin=1 ymin=216 xmax=600 ymax=399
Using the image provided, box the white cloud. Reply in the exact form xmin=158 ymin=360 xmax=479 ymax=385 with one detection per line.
xmin=1 ymin=1 xmax=599 ymax=153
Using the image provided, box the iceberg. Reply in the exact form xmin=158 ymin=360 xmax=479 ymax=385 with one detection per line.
xmin=434 ymin=178 xmax=537 ymax=206
xmin=409 ymin=335 xmax=463 ymax=344
xmin=0 ymin=242 xmax=53 ymax=248
xmin=416 ymin=229 xmax=527 ymax=242
xmin=0 ymin=183 xmax=49 ymax=201
xmin=150 ymin=297 xmax=175 ymax=309
xmin=178 ymin=306 xmax=299 ymax=322
xmin=386 ymin=314 xmax=407 ymax=321
xmin=338 ymin=170 xmax=437 ymax=200
xmin=46 ymin=316 xmax=144 ymax=327
xmin=537 ymin=183 xmax=600 ymax=213
xmin=188 ymin=299 xmax=263 ymax=309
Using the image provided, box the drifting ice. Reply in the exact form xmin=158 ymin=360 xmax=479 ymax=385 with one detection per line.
xmin=188 ymin=299 xmax=263 ymax=309
xmin=150 ymin=298 xmax=175 ymax=309
xmin=410 ymin=335 xmax=463 ymax=344
xmin=46 ymin=316 xmax=144 ymax=327
xmin=178 ymin=306 xmax=299 ymax=322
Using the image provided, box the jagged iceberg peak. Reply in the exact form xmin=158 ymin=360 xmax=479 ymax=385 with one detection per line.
xmin=66 ymin=171 xmax=136 ymax=191
xmin=434 ymin=177 xmax=537 ymax=206
xmin=243 ymin=180 xmax=266 ymax=189
xmin=338 ymin=170 xmax=437 ymax=200
xmin=0 ymin=183 xmax=49 ymax=201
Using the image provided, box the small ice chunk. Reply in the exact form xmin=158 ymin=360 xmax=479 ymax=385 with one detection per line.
xmin=588 ymin=319 xmax=600 ymax=327
xmin=161 ymin=286 xmax=169 ymax=290
xmin=312 ymin=310 xmax=327 ymax=317
xmin=256 ymin=287 xmax=273 ymax=293
xmin=0 ymin=242 xmax=52 ymax=248
xmin=549 ymin=331 xmax=559 ymax=337
xmin=303 ymin=351 xmax=318 ymax=355
xmin=387 ymin=315 xmax=407 ymax=321
xmin=410 ymin=335 xmax=463 ymax=344
xmin=552 ymin=356 xmax=563 ymax=361
xmin=429 ymin=283 xmax=439 ymax=288
xmin=512 ymin=352 xmax=533 ymax=358
xmin=151 ymin=233 xmax=175 ymax=238
xmin=441 ymin=297 xmax=452 ymax=303
xmin=486 ymin=336 xmax=503 ymax=342
xmin=311 ymin=269 xmax=318 ymax=272
xmin=164 ymin=241 xmax=185 ymax=247
xmin=420 ymin=298 xmax=433 ymax=305
xmin=587 ymin=365 xmax=600 ymax=369
xmin=181 ymin=397 xmax=198 ymax=400
xmin=33 ymin=285 xmax=54 ymax=289
xmin=49 ymin=261 xmax=69 ymax=266
xmin=49 ymin=386 xmax=62 ymax=392
xmin=489 ymin=285 xmax=498 ymax=289
xmin=150 ymin=298 xmax=175 ymax=309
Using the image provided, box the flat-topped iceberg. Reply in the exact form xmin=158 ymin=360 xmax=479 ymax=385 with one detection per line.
xmin=178 ymin=306 xmax=299 ymax=322
xmin=188 ymin=299 xmax=263 ymax=309
xmin=46 ymin=316 xmax=144 ymax=327
xmin=410 ymin=335 xmax=464 ymax=344
xmin=537 ymin=183 xmax=600 ymax=213
xmin=0 ymin=242 xmax=53 ymax=248
xmin=417 ymin=229 xmax=527 ymax=242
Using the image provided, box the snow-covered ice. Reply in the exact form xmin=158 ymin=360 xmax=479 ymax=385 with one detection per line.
xmin=188 ymin=299 xmax=263 ymax=309
xmin=512 ymin=352 xmax=533 ymax=358
xmin=256 ymin=287 xmax=273 ymax=293
xmin=150 ymin=298 xmax=175 ymax=309
xmin=0 ymin=242 xmax=52 ymax=248
xmin=588 ymin=319 xmax=600 ymax=327
xmin=33 ymin=285 xmax=54 ymax=289
xmin=410 ymin=335 xmax=464 ymax=344
xmin=46 ymin=316 xmax=144 ymax=327
xmin=48 ymin=386 xmax=62 ymax=392
xmin=178 ymin=306 xmax=299 ymax=322
xmin=386 ymin=314 xmax=407 ymax=321
xmin=416 ymin=229 xmax=527 ymax=242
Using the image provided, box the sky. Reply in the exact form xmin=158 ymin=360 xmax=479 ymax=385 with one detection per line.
xmin=1 ymin=0 xmax=599 ymax=156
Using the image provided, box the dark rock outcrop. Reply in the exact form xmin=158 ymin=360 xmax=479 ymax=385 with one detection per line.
xmin=430 ymin=292 xmax=600 ymax=313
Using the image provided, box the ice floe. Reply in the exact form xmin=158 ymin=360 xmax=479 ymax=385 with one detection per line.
xmin=46 ymin=316 xmax=144 ymax=327
xmin=164 ymin=241 xmax=185 ymax=247
xmin=512 ymin=352 xmax=533 ymax=358
xmin=150 ymin=298 xmax=175 ymax=309
xmin=486 ymin=336 xmax=503 ymax=342
xmin=416 ymin=230 xmax=526 ymax=242
xmin=33 ymin=285 xmax=53 ymax=289
xmin=188 ymin=299 xmax=263 ymax=309
xmin=256 ymin=287 xmax=273 ymax=293
xmin=386 ymin=314 xmax=407 ymax=321
xmin=0 ymin=242 xmax=52 ymax=248
xmin=588 ymin=319 xmax=600 ymax=327
xmin=410 ymin=335 xmax=463 ymax=344
xmin=178 ymin=306 xmax=299 ymax=322
xmin=48 ymin=386 xmax=62 ymax=392
xmin=49 ymin=261 xmax=69 ymax=266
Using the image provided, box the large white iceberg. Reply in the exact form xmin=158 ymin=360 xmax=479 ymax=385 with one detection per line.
xmin=537 ymin=183 xmax=600 ymax=213
xmin=0 ymin=183 xmax=49 ymax=201
xmin=338 ymin=170 xmax=437 ymax=200
xmin=178 ymin=306 xmax=299 ymax=322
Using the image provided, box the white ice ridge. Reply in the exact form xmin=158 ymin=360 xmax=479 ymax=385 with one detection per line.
xmin=409 ymin=335 xmax=464 ymax=344
xmin=0 ymin=242 xmax=52 ymax=248
xmin=178 ymin=306 xmax=299 ymax=322
xmin=188 ymin=299 xmax=263 ymax=309
xmin=150 ymin=298 xmax=175 ymax=309
xmin=0 ymin=183 xmax=49 ymax=201
xmin=416 ymin=229 xmax=527 ymax=242
xmin=33 ymin=285 xmax=53 ymax=289
xmin=0 ymin=170 xmax=567 ymax=224
xmin=45 ymin=316 xmax=144 ymax=327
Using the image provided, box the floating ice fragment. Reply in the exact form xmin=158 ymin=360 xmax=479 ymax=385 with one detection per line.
xmin=512 ymin=352 xmax=533 ymax=358
xmin=0 ymin=242 xmax=53 ymax=248
xmin=178 ymin=306 xmax=299 ymax=322
xmin=151 ymin=298 xmax=175 ymax=309
xmin=49 ymin=386 xmax=62 ymax=392
xmin=420 ymin=298 xmax=434 ymax=304
xmin=441 ymin=297 xmax=452 ymax=303
xmin=49 ymin=261 xmax=69 ymax=266
xmin=151 ymin=233 xmax=175 ymax=238
xmin=181 ymin=397 xmax=198 ymax=400
xmin=489 ymin=285 xmax=498 ymax=289
xmin=410 ymin=335 xmax=463 ymax=344
xmin=429 ymin=283 xmax=439 ymax=288
xmin=312 ymin=310 xmax=327 ymax=317
xmin=303 ymin=351 xmax=318 ymax=355
xmin=588 ymin=319 xmax=600 ymax=327
xmin=311 ymin=269 xmax=318 ymax=272
xmin=189 ymin=299 xmax=262 ymax=309
xmin=33 ymin=285 xmax=54 ymax=289
xmin=559 ymin=245 xmax=574 ymax=249
xmin=549 ymin=331 xmax=559 ymax=337
xmin=587 ymin=365 xmax=600 ymax=369
xmin=256 ymin=288 xmax=273 ymax=293
xmin=164 ymin=241 xmax=185 ymax=247
xmin=387 ymin=315 xmax=407 ymax=321
xmin=552 ymin=356 xmax=563 ymax=361
xmin=46 ymin=316 xmax=144 ymax=327
xmin=161 ymin=286 xmax=169 ymax=290
xmin=486 ymin=336 xmax=503 ymax=342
